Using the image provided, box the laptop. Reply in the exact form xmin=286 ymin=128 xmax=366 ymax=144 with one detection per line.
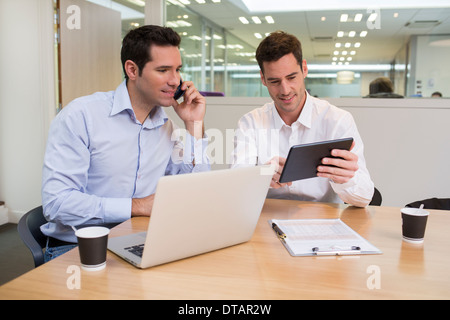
xmin=107 ymin=165 xmax=274 ymax=268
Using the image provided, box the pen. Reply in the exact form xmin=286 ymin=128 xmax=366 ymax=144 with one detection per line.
xmin=272 ymin=223 xmax=286 ymax=241
xmin=312 ymin=246 xmax=361 ymax=256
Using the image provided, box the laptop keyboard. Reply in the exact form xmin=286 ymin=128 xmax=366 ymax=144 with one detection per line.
xmin=125 ymin=244 xmax=145 ymax=257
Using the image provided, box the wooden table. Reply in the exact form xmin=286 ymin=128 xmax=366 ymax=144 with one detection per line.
xmin=1 ymin=199 xmax=449 ymax=300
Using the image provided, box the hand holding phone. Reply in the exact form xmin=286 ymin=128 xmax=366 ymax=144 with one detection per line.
xmin=171 ymin=79 xmax=206 ymax=140
xmin=174 ymin=79 xmax=185 ymax=100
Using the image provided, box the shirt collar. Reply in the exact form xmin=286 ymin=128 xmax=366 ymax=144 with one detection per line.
xmin=271 ymin=90 xmax=313 ymax=129
xmin=111 ymin=80 xmax=168 ymax=129
xmin=111 ymin=80 xmax=133 ymax=116
xmin=144 ymin=106 xmax=168 ymax=129
xmin=298 ymin=91 xmax=313 ymax=129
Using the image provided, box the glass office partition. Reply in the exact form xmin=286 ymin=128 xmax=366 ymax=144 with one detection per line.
xmin=167 ymin=1 xmax=261 ymax=97
xmin=223 ymin=31 xmax=263 ymax=97
xmin=82 ymin=1 xmax=450 ymax=98
xmin=166 ymin=4 xmax=203 ymax=85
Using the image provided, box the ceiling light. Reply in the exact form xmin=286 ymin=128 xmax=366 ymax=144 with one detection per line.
xmin=335 ymin=43 xmax=341 ymax=48
xmin=345 ymin=42 xmax=351 ymax=48
xmin=340 ymin=14 xmax=348 ymax=22
xmin=347 ymin=57 xmax=352 ymax=61
xmin=217 ymin=44 xmax=244 ymax=50
xmin=127 ymin=0 xmax=145 ymax=6
xmin=321 ymin=16 xmax=326 ymax=21
xmin=360 ymin=31 xmax=368 ymax=37
xmin=240 ymin=0 xmax=450 ymax=12
xmin=333 ymin=50 xmax=339 ymax=55
xmin=184 ymin=53 xmax=202 ymax=58
xmin=354 ymin=42 xmax=361 ymax=48
xmin=354 ymin=13 xmax=363 ymax=22
xmin=188 ymin=35 xmax=202 ymax=41
xmin=265 ymin=16 xmax=275 ymax=24
xmin=211 ymin=0 xmax=221 ymax=3
xmin=252 ymin=16 xmax=262 ymax=24
xmin=179 ymin=0 xmax=191 ymax=4
xmin=342 ymin=50 xmax=348 ymax=55
xmin=166 ymin=20 xmax=192 ymax=28
xmin=337 ymin=70 xmax=354 ymax=84
xmin=239 ymin=17 xmax=249 ymax=24
xmin=235 ymin=52 xmax=255 ymax=57
xmin=348 ymin=31 xmax=356 ymax=37
xmin=393 ymin=13 xmax=399 ymax=18
xmin=307 ymin=73 xmax=340 ymax=79
xmin=368 ymin=13 xmax=378 ymax=22
xmin=254 ymin=33 xmax=262 ymax=39
xmin=332 ymin=57 xmax=337 ymax=61
xmin=337 ymin=31 xmax=344 ymax=37
xmin=195 ymin=0 xmax=206 ymax=3
xmin=350 ymin=51 xmax=356 ymax=55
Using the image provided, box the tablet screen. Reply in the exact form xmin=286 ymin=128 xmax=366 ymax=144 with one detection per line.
xmin=278 ymin=138 xmax=353 ymax=183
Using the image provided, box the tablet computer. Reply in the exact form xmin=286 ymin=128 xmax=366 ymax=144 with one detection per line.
xmin=278 ymin=137 xmax=354 ymax=183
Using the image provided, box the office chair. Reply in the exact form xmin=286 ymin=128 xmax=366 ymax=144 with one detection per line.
xmin=17 ymin=206 xmax=48 ymax=268
xmin=17 ymin=206 xmax=120 ymax=268
xmin=406 ymin=197 xmax=450 ymax=210
xmin=369 ymin=187 xmax=382 ymax=206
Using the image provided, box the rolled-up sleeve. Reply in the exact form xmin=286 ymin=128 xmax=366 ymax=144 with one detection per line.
xmin=166 ymin=128 xmax=210 ymax=175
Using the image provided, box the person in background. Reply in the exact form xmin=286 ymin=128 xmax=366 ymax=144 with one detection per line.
xmin=41 ymin=25 xmax=210 ymax=261
xmin=230 ymin=31 xmax=374 ymax=207
xmin=365 ymin=77 xmax=403 ymax=98
xmin=431 ymin=91 xmax=442 ymax=98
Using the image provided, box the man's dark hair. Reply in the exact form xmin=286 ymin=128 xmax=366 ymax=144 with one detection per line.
xmin=369 ymin=77 xmax=394 ymax=94
xmin=255 ymin=31 xmax=303 ymax=74
xmin=121 ymin=25 xmax=181 ymax=80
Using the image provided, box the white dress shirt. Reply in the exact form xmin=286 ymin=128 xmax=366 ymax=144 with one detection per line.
xmin=230 ymin=92 xmax=374 ymax=207
xmin=41 ymin=80 xmax=210 ymax=242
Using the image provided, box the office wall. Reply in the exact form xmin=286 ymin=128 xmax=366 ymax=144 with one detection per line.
xmin=0 ymin=0 xmax=56 ymax=222
xmin=335 ymin=98 xmax=450 ymax=207
xmin=166 ymin=97 xmax=450 ymax=208
xmin=59 ymin=0 xmax=122 ymax=107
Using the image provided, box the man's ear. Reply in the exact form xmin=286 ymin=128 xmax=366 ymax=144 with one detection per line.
xmin=260 ymin=70 xmax=267 ymax=87
xmin=302 ymin=59 xmax=308 ymax=78
xmin=124 ymin=60 xmax=139 ymax=80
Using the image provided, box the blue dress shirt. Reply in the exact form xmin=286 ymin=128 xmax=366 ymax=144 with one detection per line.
xmin=41 ymin=80 xmax=209 ymax=242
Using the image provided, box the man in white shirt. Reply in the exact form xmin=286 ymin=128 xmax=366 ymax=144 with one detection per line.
xmin=230 ymin=31 xmax=374 ymax=207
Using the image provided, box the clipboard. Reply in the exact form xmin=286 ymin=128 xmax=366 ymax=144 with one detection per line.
xmin=269 ymin=219 xmax=382 ymax=256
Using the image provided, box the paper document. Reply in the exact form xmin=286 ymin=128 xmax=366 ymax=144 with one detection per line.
xmin=269 ymin=219 xmax=382 ymax=256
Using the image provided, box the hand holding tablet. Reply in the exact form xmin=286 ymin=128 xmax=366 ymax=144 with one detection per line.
xmin=266 ymin=156 xmax=293 ymax=189
xmin=278 ymin=138 xmax=355 ymax=184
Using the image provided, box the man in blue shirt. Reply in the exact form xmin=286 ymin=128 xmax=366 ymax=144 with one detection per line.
xmin=41 ymin=25 xmax=210 ymax=261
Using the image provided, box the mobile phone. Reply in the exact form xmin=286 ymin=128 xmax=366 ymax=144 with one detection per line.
xmin=174 ymin=79 xmax=185 ymax=100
